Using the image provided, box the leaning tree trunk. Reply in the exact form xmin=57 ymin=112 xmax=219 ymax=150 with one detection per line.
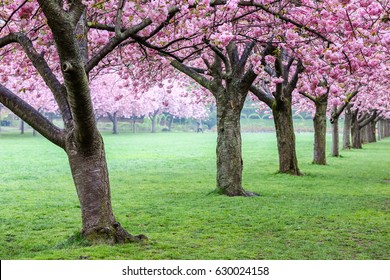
xmin=65 ymin=133 xmax=145 ymax=243
xmin=313 ymin=97 xmax=328 ymax=164
xmin=331 ymin=115 xmax=340 ymax=157
xmin=216 ymin=99 xmax=248 ymax=196
xmin=272 ymin=97 xmax=301 ymax=175
xmin=343 ymin=108 xmax=352 ymax=149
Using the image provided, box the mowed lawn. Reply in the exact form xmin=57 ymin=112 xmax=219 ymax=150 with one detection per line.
xmin=0 ymin=131 xmax=389 ymax=259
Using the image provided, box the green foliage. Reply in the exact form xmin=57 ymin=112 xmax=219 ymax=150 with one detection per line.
xmin=0 ymin=132 xmax=389 ymax=259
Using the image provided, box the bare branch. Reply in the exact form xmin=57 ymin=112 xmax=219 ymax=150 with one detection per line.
xmin=0 ymin=84 xmax=65 ymax=149
xmin=250 ymin=85 xmax=274 ymax=108
xmin=171 ymin=60 xmax=217 ymax=93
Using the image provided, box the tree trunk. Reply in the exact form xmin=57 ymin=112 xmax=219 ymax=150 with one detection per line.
xmin=313 ymin=97 xmax=328 ymax=164
xmin=351 ymin=111 xmax=362 ymax=149
xmin=65 ymin=134 xmax=145 ymax=243
xmin=20 ymin=119 xmax=25 ymax=134
xmin=112 ymin=112 xmax=118 ymax=134
xmin=272 ymin=97 xmax=301 ymax=175
xmin=360 ymin=125 xmax=369 ymax=144
xmin=331 ymin=116 xmax=339 ymax=157
xmin=377 ymin=120 xmax=383 ymax=141
xmin=132 ymin=119 xmax=136 ymax=133
xmin=216 ymin=99 xmax=254 ymax=196
xmin=343 ymin=108 xmax=352 ymax=149
xmin=150 ymin=112 xmax=158 ymax=133
xmin=368 ymin=120 xmax=376 ymax=143
xmin=167 ymin=114 xmax=174 ymax=131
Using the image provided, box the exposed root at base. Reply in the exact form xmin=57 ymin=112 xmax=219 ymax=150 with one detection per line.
xmin=82 ymin=222 xmax=147 ymax=244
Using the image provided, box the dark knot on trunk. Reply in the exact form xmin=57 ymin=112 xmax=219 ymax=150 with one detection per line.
xmin=62 ymin=61 xmax=74 ymax=73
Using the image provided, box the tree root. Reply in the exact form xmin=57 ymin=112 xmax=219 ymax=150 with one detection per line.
xmin=82 ymin=222 xmax=147 ymax=244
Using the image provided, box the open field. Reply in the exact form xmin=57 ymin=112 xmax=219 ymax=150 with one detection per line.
xmin=0 ymin=131 xmax=389 ymax=259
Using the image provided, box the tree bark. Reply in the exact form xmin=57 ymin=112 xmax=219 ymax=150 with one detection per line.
xmin=108 ymin=112 xmax=118 ymax=134
xmin=150 ymin=111 xmax=158 ymax=133
xmin=272 ymin=96 xmax=301 ymax=175
xmin=368 ymin=120 xmax=377 ymax=143
xmin=171 ymin=42 xmax=259 ymax=197
xmin=343 ymin=107 xmax=352 ymax=149
xmin=65 ymin=133 xmax=145 ymax=243
xmin=20 ymin=119 xmax=25 ymax=134
xmin=331 ymin=115 xmax=339 ymax=157
xmin=215 ymin=98 xmax=248 ymax=196
xmin=351 ymin=110 xmax=362 ymax=149
xmin=312 ymin=96 xmax=328 ymax=164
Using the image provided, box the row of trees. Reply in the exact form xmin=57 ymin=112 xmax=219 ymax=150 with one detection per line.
xmin=0 ymin=1 xmax=389 ymax=244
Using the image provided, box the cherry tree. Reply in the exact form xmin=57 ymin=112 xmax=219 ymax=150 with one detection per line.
xmin=114 ymin=0 xmax=390 ymax=193
xmin=0 ymin=0 xmax=188 ymax=244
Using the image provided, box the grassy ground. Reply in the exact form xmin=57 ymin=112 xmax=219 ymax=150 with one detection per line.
xmin=0 ymin=131 xmax=389 ymax=260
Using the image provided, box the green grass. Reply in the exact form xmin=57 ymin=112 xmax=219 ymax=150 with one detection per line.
xmin=0 ymin=131 xmax=389 ymax=260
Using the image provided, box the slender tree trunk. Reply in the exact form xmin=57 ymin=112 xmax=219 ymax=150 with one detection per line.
xmin=167 ymin=114 xmax=174 ymax=131
xmin=20 ymin=119 xmax=25 ymax=134
xmin=343 ymin=107 xmax=352 ymax=149
xmin=65 ymin=134 xmax=145 ymax=243
xmin=132 ymin=119 xmax=136 ymax=133
xmin=107 ymin=112 xmax=119 ymax=134
xmin=112 ymin=112 xmax=118 ymax=134
xmin=272 ymin=97 xmax=301 ymax=175
xmin=313 ymin=97 xmax=328 ymax=164
xmin=331 ymin=115 xmax=339 ymax=157
xmin=150 ymin=112 xmax=158 ymax=133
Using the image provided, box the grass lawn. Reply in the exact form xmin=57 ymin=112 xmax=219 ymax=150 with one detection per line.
xmin=0 ymin=131 xmax=389 ymax=259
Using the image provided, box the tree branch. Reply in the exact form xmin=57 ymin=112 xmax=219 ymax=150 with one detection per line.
xmin=250 ymin=85 xmax=274 ymax=108
xmin=171 ymin=60 xmax=216 ymax=93
xmin=0 ymin=33 xmax=72 ymax=127
xmin=298 ymin=91 xmax=316 ymax=103
xmin=0 ymin=84 xmax=65 ymax=148
xmin=85 ymin=19 xmax=153 ymax=73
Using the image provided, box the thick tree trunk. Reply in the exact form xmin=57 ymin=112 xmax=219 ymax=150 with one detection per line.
xmin=216 ymin=100 xmax=255 ymax=196
xmin=351 ymin=111 xmax=362 ymax=149
xmin=377 ymin=120 xmax=383 ymax=140
xmin=272 ymin=98 xmax=301 ymax=175
xmin=313 ymin=98 xmax=328 ymax=164
xmin=360 ymin=125 xmax=368 ymax=144
xmin=343 ymin=108 xmax=352 ymax=149
xmin=331 ymin=116 xmax=339 ymax=157
xmin=65 ymin=134 xmax=145 ymax=243
xmin=368 ymin=121 xmax=376 ymax=143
